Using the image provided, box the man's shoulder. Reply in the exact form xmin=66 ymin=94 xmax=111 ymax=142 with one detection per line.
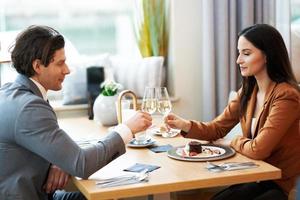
xmin=1 ymin=81 xmax=47 ymax=109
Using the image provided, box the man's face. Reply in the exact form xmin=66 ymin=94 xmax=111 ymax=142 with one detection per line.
xmin=36 ymin=48 xmax=70 ymax=91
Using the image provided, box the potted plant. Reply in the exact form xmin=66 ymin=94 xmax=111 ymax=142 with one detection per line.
xmin=93 ymin=81 xmax=122 ymax=126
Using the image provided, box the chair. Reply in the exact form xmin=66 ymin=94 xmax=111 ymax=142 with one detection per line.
xmin=288 ymin=178 xmax=300 ymax=200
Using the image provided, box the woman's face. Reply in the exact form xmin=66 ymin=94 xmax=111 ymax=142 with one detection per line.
xmin=236 ymin=36 xmax=267 ymax=78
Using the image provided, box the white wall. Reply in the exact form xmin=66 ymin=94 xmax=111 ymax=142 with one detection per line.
xmin=168 ymin=0 xmax=202 ymax=120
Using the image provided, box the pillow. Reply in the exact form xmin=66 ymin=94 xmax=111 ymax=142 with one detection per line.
xmin=62 ymin=54 xmax=110 ymax=105
xmin=109 ymin=56 xmax=165 ymax=98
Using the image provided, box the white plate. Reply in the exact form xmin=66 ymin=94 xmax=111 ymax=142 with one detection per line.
xmin=176 ymin=145 xmax=226 ymax=158
xmin=167 ymin=144 xmax=235 ymax=162
xmin=127 ymin=138 xmax=156 ymax=148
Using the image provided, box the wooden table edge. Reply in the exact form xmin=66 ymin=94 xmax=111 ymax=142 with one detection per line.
xmin=73 ymin=168 xmax=281 ymax=200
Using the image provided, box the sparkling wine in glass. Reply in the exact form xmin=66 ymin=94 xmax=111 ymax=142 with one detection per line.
xmin=141 ymin=87 xmax=157 ymax=114
xmin=157 ymin=87 xmax=178 ymax=137
xmin=157 ymin=87 xmax=172 ymax=116
xmin=139 ymin=87 xmax=157 ymax=142
xmin=157 ymin=99 xmax=172 ymax=116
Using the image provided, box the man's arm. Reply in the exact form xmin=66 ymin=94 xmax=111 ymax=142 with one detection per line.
xmin=15 ymin=98 xmax=126 ymax=179
xmin=15 ymin=98 xmax=152 ymax=179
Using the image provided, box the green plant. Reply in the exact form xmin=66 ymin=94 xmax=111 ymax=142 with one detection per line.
xmin=135 ymin=0 xmax=169 ymax=57
xmin=100 ymin=81 xmax=122 ymax=96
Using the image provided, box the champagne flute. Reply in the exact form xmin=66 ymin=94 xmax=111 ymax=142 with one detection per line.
xmin=138 ymin=87 xmax=157 ymax=143
xmin=156 ymin=87 xmax=175 ymax=137
xmin=141 ymin=87 xmax=157 ymax=115
xmin=156 ymin=87 xmax=172 ymax=116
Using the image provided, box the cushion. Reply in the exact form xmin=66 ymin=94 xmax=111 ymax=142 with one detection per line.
xmin=109 ymin=56 xmax=165 ymax=98
xmin=62 ymin=54 xmax=110 ymax=105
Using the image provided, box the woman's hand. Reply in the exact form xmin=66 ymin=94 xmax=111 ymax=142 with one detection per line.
xmin=43 ymin=165 xmax=70 ymax=193
xmin=164 ymin=113 xmax=191 ymax=132
xmin=213 ymin=138 xmax=232 ymax=146
xmin=124 ymin=111 xmax=152 ymax=134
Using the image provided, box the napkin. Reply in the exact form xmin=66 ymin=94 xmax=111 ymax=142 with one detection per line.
xmin=124 ymin=163 xmax=160 ymax=173
xmin=148 ymin=144 xmax=173 ymax=153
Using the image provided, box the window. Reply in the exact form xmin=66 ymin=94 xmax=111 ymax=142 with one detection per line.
xmin=1 ymin=0 xmax=136 ymax=55
xmin=291 ymin=0 xmax=300 ymax=21
xmin=0 ymin=0 xmax=139 ymax=86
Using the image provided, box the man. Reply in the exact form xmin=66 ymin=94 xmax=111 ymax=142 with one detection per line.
xmin=0 ymin=25 xmax=152 ymax=200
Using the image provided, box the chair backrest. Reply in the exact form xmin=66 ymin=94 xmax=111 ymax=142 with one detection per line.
xmin=289 ymin=178 xmax=300 ymax=200
xmin=228 ymin=91 xmax=238 ymax=103
xmin=288 ymin=186 xmax=297 ymax=200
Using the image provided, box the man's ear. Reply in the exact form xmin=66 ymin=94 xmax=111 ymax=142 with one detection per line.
xmin=32 ymin=59 xmax=42 ymax=75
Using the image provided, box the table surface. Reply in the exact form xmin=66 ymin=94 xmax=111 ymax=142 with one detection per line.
xmin=58 ymin=116 xmax=281 ymax=200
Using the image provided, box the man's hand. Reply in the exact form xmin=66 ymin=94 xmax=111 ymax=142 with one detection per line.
xmin=124 ymin=111 xmax=152 ymax=134
xmin=43 ymin=165 xmax=70 ymax=193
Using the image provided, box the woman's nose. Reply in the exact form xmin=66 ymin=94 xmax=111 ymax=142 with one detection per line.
xmin=236 ymin=55 xmax=242 ymax=64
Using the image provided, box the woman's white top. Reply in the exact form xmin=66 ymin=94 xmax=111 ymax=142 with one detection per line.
xmin=251 ymin=118 xmax=256 ymax=138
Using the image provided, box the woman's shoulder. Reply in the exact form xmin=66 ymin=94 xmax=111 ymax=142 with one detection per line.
xmin=273 ymin=82 xmax=300 ymax=99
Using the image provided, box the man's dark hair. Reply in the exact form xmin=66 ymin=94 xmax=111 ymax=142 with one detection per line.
xmin=10 ymin=25 xmax=65 ymax=77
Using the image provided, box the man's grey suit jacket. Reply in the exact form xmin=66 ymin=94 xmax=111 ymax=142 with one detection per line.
xmin=0 ymin=74 xmax=126 ymax=200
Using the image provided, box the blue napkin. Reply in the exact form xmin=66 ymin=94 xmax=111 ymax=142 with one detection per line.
xmin=123 ymin=163 xmax=160 ymax=173
xmin=148 ymin=144 xmax=173 ymax=153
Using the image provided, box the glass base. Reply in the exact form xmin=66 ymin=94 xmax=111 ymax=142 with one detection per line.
xmin=161 ymin=128 xmax=180 ymax=138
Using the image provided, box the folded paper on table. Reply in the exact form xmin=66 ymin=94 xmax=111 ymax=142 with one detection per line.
xmin=148 ymin=144 xmax=173 ymax=153
xmin=124 ymin=163 xmax=160 ymax=173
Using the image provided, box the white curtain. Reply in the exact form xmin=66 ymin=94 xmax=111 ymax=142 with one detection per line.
xmin=201 ymin=0 xmax=290 ymax=121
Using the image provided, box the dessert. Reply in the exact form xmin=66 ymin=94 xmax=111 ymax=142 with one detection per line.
xmin=179 ymin=142 xmax=224 ymax=158
xmin=188 ymin=141 xmax=202 ymax=154
xmin=182 ymin=141 xmax=203 ymax=157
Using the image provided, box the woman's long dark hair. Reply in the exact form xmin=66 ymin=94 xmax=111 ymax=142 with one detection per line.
xmin=238 ymin=24 xmax=299 ymax=117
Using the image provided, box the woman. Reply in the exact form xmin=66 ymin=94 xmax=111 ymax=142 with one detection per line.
xmin=165 ymin=24 xmax=300 ymax=200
